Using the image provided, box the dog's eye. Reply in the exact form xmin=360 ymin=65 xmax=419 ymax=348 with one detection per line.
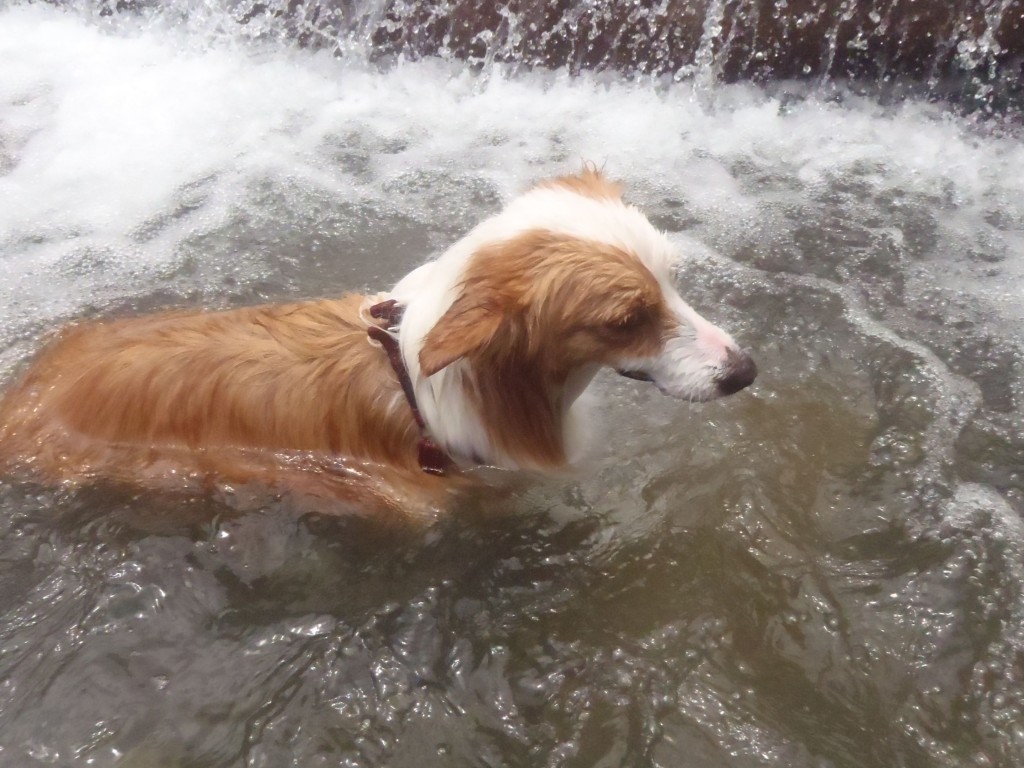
xmin=605 ymin=312 xmax=645 ymax=332
xmin=602 ymin=313 xmax=643 ymax=335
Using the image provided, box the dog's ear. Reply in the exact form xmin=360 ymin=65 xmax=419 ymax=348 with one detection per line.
xmin=419 ymin=294 xmax=505 ymax=377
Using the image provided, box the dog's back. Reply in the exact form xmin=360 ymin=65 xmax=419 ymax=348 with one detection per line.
xmin=0 ymin=296 xmax=430 ymax=507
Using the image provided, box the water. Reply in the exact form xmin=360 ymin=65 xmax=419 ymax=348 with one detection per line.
xmin=1 ymin=2 xmax=1023 ymax=766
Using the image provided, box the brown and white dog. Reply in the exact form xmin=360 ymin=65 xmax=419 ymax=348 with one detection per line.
xmin=0 ymin=168 xmax=755 ymax=514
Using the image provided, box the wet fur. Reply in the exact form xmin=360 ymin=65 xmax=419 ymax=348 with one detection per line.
xmin=0 ymin=297 xmax=441 ymax=512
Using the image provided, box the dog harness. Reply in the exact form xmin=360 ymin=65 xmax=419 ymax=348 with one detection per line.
xmin=367 ymin=299 xmax=453 ymax=476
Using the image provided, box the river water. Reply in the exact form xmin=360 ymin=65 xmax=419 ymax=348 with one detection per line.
xmin=1 ymin=2 xmax=1023 ymax=766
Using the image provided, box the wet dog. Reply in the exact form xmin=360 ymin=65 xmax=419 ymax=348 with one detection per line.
xmin=0 ymin=168 xmax=755 ymax=513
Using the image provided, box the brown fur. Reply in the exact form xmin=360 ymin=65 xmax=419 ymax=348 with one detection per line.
xmin=0 ymin=295 xmax=448 ymax=513
xmin=539 ymin=164 xmax=624 ymax=201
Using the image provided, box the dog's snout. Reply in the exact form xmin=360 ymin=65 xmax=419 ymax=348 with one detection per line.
xmin=717 ymin=349 xmax=757 ymax=396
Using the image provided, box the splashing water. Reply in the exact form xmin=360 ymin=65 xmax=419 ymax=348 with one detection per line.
xmin=1 ymin=2 xmax=1023 ymax=766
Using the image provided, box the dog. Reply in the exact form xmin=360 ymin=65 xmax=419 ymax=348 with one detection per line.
xmin=0 ymin=168 xmax=756 ymax=514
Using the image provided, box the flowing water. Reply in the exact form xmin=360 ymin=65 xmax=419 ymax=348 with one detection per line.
xmin=1 ymin=2 xmax=1024 ymax=766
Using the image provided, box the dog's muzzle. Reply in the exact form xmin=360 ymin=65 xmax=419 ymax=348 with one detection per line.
xmin=617 ymin=347 xmax=757 ymax=398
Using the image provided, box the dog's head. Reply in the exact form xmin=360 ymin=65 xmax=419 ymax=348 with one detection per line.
xmin=417 ymin=170 xmax=756 ymax=404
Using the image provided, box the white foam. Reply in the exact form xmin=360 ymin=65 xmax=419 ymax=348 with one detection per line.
xmin=1 ymin=4 xmax=1022 ymax=364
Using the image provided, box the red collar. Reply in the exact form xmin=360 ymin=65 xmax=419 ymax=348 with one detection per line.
xmin=367 ymin=299 xmax=453 ymax=476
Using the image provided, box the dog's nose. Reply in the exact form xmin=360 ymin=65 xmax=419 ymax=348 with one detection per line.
xmin=717 ymin=349 xmax=757 ymax=396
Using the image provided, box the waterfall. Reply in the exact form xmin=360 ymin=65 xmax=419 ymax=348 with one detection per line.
xmin=70 ymin=0 xmax=1024 ymax=111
